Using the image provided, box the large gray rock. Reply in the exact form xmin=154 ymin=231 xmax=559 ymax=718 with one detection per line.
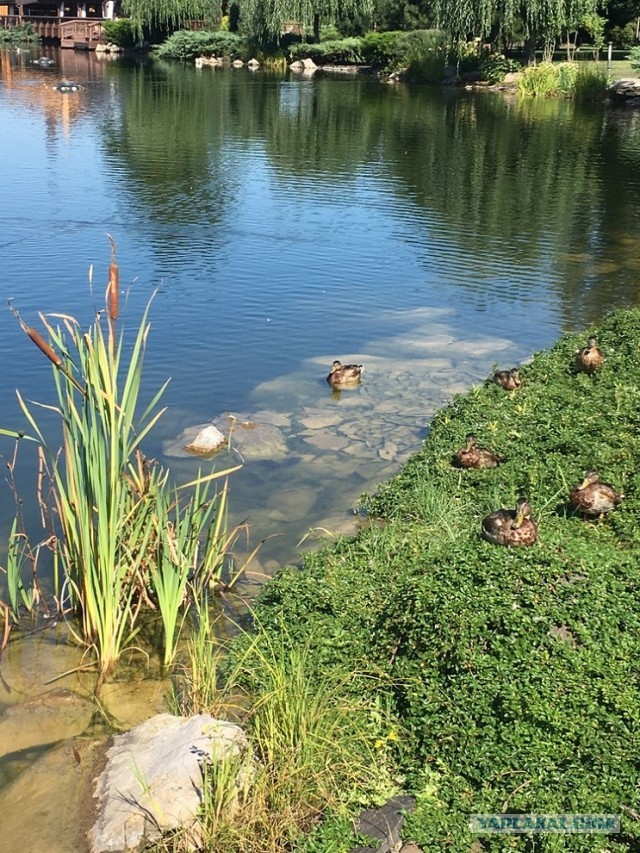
xmin=165 ymin=412 xmax=288 ymax=461
xmin=89 ymin=714 xmax=247 ymax=853
xmin=609 ymin=78 xmax=640 ymax=100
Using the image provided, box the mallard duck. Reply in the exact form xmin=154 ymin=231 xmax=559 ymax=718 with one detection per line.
xmin=492 ymin=368 xmax=523 ymax=391
xmin=455 ymin=434 xmax=501 ymax=469
xmin=482 ymin=498 xmax=537 ymax=546
xmin=569 ymin=469 xmax=623 ymax=517
xmin=326 ymin=360 xmax=363 ymax=388
xmin=575 ymin=337 xmax=604 ymax=374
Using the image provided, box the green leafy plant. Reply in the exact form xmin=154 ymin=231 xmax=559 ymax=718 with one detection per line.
xmin=102 ymin=18 xmax=136 ymax=47
xmin=156 ymin=30 xmax=247 ymax=61
xmin=479 ymin=51 xmax=521 ymax=83
xmin=0 ymin=23 xmax=40 ymax=44
xmin=288 ymin=37 xmax=363 ymax=65
xmin=628 ymin=45 xmax=640 ymax=69
xmin=11 ymin=246 xmax=241 ymax=689
xmin=359 ymin=30 xmax=404 ymax=68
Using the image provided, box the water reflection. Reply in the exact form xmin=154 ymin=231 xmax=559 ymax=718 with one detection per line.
xmin=1 ymin=51 xmax=640 ymax=576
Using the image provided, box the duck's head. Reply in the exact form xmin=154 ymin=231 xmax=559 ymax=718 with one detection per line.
xmin=587 ymin=337 xmax=597 ymax=348
xmin=514 ymin=497 xmax=533 ymax=527
xmin=579 ymin=469 xmax=600 ymax=489
xmin=464 ymin=433 xmax=478 ymax=449
xmin=330 ymin=360 xmax=343 ymax=372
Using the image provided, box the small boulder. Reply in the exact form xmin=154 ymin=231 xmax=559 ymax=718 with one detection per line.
xmin=185 ymin=424 xmax=226 ymax=455
xmin=89 ymin=714 xmax=248 ymax=853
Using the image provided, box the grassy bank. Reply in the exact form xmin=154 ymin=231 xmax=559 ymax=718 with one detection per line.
xmin=233 ymin=308 xmax=640 ymax=850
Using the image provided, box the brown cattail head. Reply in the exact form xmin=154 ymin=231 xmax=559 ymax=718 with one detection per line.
xmin=26 ymin=327 xmax=62 ymax=367
xmin=108 ymin=260 xmax=119 ymax=321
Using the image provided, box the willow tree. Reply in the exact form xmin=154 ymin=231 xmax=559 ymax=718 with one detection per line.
xmin=431 ymin=0 xmax=598 ymax=60
xmin=237 ymin=0 xmax=373 ymax=47
xmin=122 ymin=0 xmax=220 ymax=35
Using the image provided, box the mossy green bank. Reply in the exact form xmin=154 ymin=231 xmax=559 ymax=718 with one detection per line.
xmin=245 ymin=308 xmax=640 ymax=851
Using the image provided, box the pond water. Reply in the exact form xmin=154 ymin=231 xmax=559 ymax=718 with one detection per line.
xmin=0 ymin=47 xmax=640 ymax=731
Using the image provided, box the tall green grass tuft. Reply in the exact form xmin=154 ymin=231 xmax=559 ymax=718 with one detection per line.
xmin=517 ymin=60 xmax=609 ymax=98
xmin=164 ymin=621 xmax=398 ymax=852
xmin=11 ymin=250 xmax=241 ymax=688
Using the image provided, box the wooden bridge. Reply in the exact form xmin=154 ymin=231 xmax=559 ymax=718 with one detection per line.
xmin=0 ymin=14 xmax=105 ymax=48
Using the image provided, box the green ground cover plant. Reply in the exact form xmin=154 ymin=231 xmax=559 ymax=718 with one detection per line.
xmin=241 ymin=308 xmax=640 ymax=850
xmin=517 ymin=60 xmax=610 ymax=97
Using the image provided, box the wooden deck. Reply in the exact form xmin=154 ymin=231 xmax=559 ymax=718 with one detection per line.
xmin=0 ymin=14 xmax=105 ymax=48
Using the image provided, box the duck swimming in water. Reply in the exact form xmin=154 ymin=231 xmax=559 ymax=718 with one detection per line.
xmin=569 ymin=469 xmax=623 ymax=518
xmin=326 ymin=360 xmax=363 ymax=388
xmin=492 ymin=368 xmax=523 ymax=391
xmin=575 ymin=337 xmax=604 ymax=375
xmin=482 ymin=498 xmax=537 ymax=546
xmin=454 ymin=434 xmax=501 ymax=469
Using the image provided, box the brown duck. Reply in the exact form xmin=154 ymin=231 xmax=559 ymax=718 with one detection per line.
xmin=455 ymin=434 xmax=501 ymax=469
xmin=482 ymin=498 xmax=537 ymax=546
xmin=492 ymin=368 xmax=523 ymax=391
xmin=575 ymin=337 xmax=604 ymax=374
xmin=326 ymin=360 xmax=363 ymax=388
xmin=569 ymin=469 xmax=623 ymax=518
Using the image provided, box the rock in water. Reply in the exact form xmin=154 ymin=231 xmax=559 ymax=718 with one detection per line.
xmin=89 ymin=714 xmax=247 ymax=853
xmin=185 ymin=424 xmax=226 ymax=455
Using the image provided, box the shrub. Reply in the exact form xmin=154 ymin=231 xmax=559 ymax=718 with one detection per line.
xmin=573 ymin=64 xmax=610 ymax=100
xmin=0 ymin=22 xmax=39 ymax=44
xmin=398 ymin=29 xmax=448 ymax=82
xmin=608 ymin=23 xmax=637 ymax=48
xmin=288 ymin=37 xmax=363 ymax=65
xmin=102 ymin=18 xmax=135 ymax=47
xmin=517 ymin=61 xmax=582 ymax=96
xmin=156 ymin=30 xmax=247 ymax=62
xmin=479 ymin=52 xmax=521 ymax=83
xmin=359 ymin=30 xmax=404 ymax=68
xmin=628 ymin=45 xmax=640 ymax=70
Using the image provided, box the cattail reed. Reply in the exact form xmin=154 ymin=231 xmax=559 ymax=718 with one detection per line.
xmin=26 ymin=326 xmax=63 ymax=367
xmin=108 ymin=260 xmax=119 ymax=321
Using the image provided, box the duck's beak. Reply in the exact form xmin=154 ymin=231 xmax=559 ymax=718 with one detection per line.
xmin=579 ymin=475 xmax=593 ymax=490
xmin=513 ymin=507 xmax=525 ymax=528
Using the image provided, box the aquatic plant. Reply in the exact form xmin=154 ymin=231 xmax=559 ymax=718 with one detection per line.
xmin=9 ymin=246 xmax=241 ymax=686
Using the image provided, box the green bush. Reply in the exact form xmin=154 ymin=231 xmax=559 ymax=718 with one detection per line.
xmin=246 ymin=308 xmax=640 ymax=849
xmin=479 ymin=52 xmax=521 ymax=83
xmin=359 ymin=30 xmax=404 ymax=68
xmin=156 ymin=30 xmax=247 ymax=62
xmin=0 ymin=22 xmax=39 ymax=44
xmin=517 ymin=61 xmax=609 ymax=98
xmin=398 ymin=29 xmax=448 ymax=82
xmin=628 ymin=45 xmax=640 ymax=70
xmin=608 ymin=23 xmax=637 ymax=48
xmin=102 ymin=18 xmax=135 ymax=47
xmin=288 ymin=38 xmax=363 ymax=65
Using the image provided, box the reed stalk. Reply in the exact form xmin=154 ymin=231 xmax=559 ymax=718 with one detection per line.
xmin=13 ymin=256 xmax=242 ymax=685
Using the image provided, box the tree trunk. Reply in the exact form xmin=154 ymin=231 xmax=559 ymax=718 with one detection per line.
xmin=313 ymin=12 xmax=320 ymax=43
xmin=524 ymin=28 xmax=536 ymax=65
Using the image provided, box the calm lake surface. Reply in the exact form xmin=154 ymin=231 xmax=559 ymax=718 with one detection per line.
xmin=1 ymin=45 xmax=640 ymax=586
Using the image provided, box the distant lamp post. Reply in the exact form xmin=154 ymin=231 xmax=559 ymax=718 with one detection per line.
xmin=607 ymin=42 xmax=613 ymax=71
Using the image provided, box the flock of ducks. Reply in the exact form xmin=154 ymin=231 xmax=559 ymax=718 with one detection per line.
xmin=325 ymin=335 xmax=621 ymax=550
xmin=465 ymin=336 xmax=621 ymax=546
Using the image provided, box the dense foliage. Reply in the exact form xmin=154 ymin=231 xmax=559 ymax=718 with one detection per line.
xmin=246 ymin=308 xmax=640 ymax=849
xmin=629 ymin=44 xmax=640 ymax=66
xmin=0 ymin=22 xmax=39 ymax=43
xmin=102 ymin=18 xmax=136 ymax=46
xmin=155 ymin=28 xmax=247 ymax=59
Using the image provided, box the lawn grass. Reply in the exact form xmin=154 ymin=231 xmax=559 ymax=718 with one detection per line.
xmin=242 ymin=308 xmax=640 ymax=851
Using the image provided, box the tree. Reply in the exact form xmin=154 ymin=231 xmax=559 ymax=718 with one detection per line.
xmin=430 ymin=0 xmax=599 ymax=61
xmin=237 ymin=0 xmax=373 ymax=47
xmin=122 ymin=0 xmax=220 ymax=35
